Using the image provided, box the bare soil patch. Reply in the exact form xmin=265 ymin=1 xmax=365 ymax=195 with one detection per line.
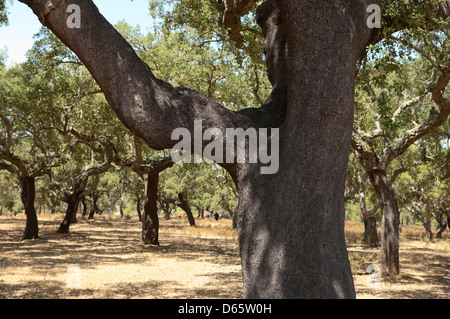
xmin=0 ymin=216 xmax=448 ymax=299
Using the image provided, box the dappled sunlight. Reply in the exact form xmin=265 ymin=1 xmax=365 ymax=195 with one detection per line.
xmin=0 ymin=216 xmax=448 ymax=299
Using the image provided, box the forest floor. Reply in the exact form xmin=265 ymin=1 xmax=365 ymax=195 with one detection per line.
xmin=0 ymin=215 xmax=448 ymax=299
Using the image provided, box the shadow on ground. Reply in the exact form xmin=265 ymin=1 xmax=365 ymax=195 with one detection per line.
xmin=0 ymin=217 xmax=243 ymax=299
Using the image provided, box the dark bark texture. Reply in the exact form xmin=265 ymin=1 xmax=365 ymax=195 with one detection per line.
xmin=57 ymin=188 xmax=84 ymax=234
xmin=21 ymin=176 xmax=39 ymax=240
xmin=177 ymin=193 xmax=196 ymax=227
xmin=141 ymin=172 xmax=160 ymax=245
xmin=368 ymin=170 xmax=400 ymax=275
xmin=363 ymin=215 xmax=380 ymax=247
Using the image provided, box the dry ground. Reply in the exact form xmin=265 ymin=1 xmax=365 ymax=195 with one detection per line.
xmin=0 ymin=215 xmax=448 ymax=299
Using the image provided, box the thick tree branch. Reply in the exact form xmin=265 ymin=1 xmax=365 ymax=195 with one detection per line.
xmin=211 ymin=0 xmax=260 ymax=45
xmin=131 ymin=136 xmax=174 ymax=176
xmin=351 ymin=130 xmax=379 ymax=170
xmin=0 ymin=161 xmax=20 ymax=178
xmin=0 ymin=114 xmax=13 ymax=153
xmin=391 ymin=90 xmax=431 ymax=123
xmin=380 ymin=71 xmax=450 ymax=167
xmin=19 ymin=0 xmax=258 ymax=156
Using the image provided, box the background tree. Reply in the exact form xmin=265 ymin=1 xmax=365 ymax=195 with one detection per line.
xmin=0 ymin=60 xmax=67 ymax=239
xmin=345 ymin=153 xmax=380 ymax=247
xmin=0 ymin=0 xmax=9 ymax=26
xmin=352 ymin=19 xmax=449 ymax=274
xmin=396 ymin=133 xmax=449 ymax=239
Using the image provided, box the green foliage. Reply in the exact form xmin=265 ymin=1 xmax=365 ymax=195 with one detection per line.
xmin=0 ymin=0 xmax=10 ymax=26
xmin=144 ymin=0 xmax=270 ymax=109
xmin=351 ymin=10 xmax=449 ymax=230
xmin=115 ymin=19 xmax=269 ymax=111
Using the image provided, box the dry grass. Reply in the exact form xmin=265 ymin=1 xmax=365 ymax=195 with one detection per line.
xmin=345 ymin=221 xmax=449 ymax=299
xmin=0 ymin=215 xmax=448 ymax=299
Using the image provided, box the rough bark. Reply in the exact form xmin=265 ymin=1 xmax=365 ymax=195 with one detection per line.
xmin=141 ymin=172 xmax=160 ymax=245
xmin=87 ymin=192 xmax=101 ymax=219
xmin=57 ymin=187 xmax=84 ymax=233
xmin=21 ymin=176 xmax=39 ymax=240
xmin=232 ymin=0 xmax=376 ymax=298
xmin=177 ymin=193 xmax=196 ymax=227
xmin=80 ymin=196 xmax=87 ymax=219
xmin=136 ymin=195 xmax=142 ymax=221
xmin=435 ymin=221 xmax=447 ymax=238
xmin=363 ymin=215 xmax=380 ymax=247
xmin=130 ymin=151 xmax=174 ymax=244
xmin=368 ymin=170 xmax=400 ymax=275
xmin=161 ymin=202 xmax=171 ymax=220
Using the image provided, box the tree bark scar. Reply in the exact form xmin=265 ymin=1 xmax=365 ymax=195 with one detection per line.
xmin=321 ymin=110 xmax=343 ymax=122
xmin=40 ymin=0 xmax=64 ymax=26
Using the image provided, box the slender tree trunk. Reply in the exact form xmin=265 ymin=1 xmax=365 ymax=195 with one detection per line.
xmin=81 ymin=197 xmax=87 ymax=219
xmin=20 ymin=176 xmax=39 ymax=240
xmin=119 ymin=199 xmax=124 ymax=218
xmin=367 ymin=216 xmax=379 ymax=247
xmin=136 ymin=195 xmax=142 ymax=221
xmin=88 ymin=193 xmax=100 ymax=219
xmin=70 ymin=201 xmax=78 ymax=224
xmin=177 ymin=193 xmax=196 ymax=227
xmin=58 ymin=190 xmax=83 ymax=234
xmin=363 ymin=215 xmax=379 ymax=247
xmin=423 ymin=222 xmax=433 ymax=240
xmin=141 ymin=173 xmax=160 ymax=245
xmin=162 ymin=202 xmax=171 ymax=220
xmin=88 ymin=194 xmax=95 ymax=220
xmin=359 ymin=188 xmax=379 ymax=247
xmin=109 ymin=196 xmax=119 ymax=216
xmin=435 ymin=214 xmax=448 ymax=238
xmin=424 ymin=199 xmax=434 ymax=240
xmin=368 ymin=169 xmax=400 ymax=275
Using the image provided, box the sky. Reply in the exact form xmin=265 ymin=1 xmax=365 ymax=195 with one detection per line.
xmin=0 ymin=0 xmax=154 ymax=66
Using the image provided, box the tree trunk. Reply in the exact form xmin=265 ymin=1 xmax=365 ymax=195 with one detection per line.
xmin=435 ymin=215 xmax=448 ymax=238
xmin=119 ymin=199 xmax=124 ymax=218
xmin=359 ymin=188 xmax=379 ymax=247
xmin=109 ymin=196 xmax=119 ymax=216
xmin=136 ymin=195 xmax=142 ymax=221
xmin=81 ymin=197 xmax=87 ymax=219
xmin=196 ymin=207 xmax=204 ymax=219
xmin=177 ymin=193 xmax=196 ymax=227
xmin=368 ymin=216 xmax=379 ymax=247
xmin=88 ymin=193 xmax=100 ymax=219
xmin=423 ymin=222 xmax=433 ymax=240
xmin=363 ymin=215 xmax=379 ymax=247
xmin=162 ymin=202 xmax=171 ymax=220
xmin=141 ymin=173 xmax=160 ymax=245
xmin=233 ymin=0 xmax=376 ymax=298
xmin=20 ymin=176 xmax=39 ymax=240
xmin=368 ymin=169 xmax=400 ymax=275
xmin=58 ymin=190 xmax=83 ymax=234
